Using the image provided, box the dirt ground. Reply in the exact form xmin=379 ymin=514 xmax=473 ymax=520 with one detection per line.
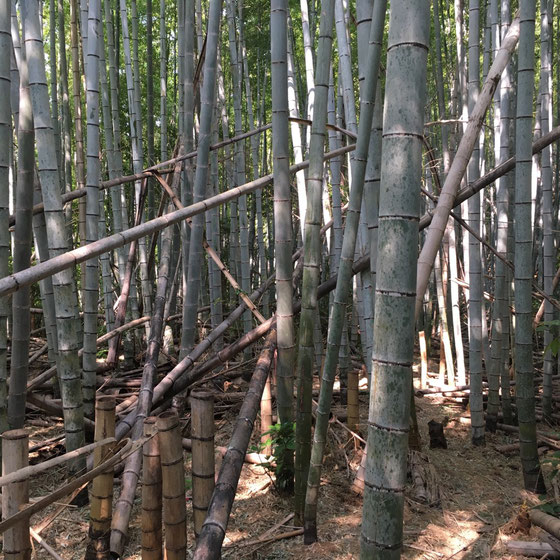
xmin=20 ymin=363 xmax=560 ymax=560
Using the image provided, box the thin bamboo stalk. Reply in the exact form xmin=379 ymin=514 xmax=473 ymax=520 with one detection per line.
xmin=141 ymin=417 xmax=162 ymax=560
xmin=190 ymin=391 xmax=215 ymax=537
xmin=192 ymin=330 xmax=276 ymax=560
xmin=157 ymin=411 xmax=187 ymax=560
xmin=2 ymin=429 xmax=31 ymax=559
xmin=86 ymin=397 xmax=116 ymax=560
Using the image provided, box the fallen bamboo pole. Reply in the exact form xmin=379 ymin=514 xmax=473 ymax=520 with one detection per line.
xmin=0 ymin=437 xmax=115 ymax=487
xmin=0 ymin=145 xmax=355 ymax=298
xmin=191 ymin=391 xmax=215 ymax=537
xmin=192 ymin=329 xmax=276 ymax=560
xmin=86 ymin=397 xmax=116 ymax=560
xmin=181 ymin=439 xmax=272 ymax=466
xmin=0 ymin=439 xmax=137 ymax=536
xmin=157 ymin=411 xmax=187 ymax=560
xmin=141 ymin=417 xmax=162 ymax=560
xmin=2 ymin=429 xmax=31 ymax=560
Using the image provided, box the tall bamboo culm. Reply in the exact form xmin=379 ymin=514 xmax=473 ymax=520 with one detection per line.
xmin=360 ymin=1 xmax=429 ymax=557
xmin=2 ymin=429 xmax=31 ymax=560
xmin=190 ymin=391 xmax=215 ymax=536
xmin=142 ymin=417 xmax=162 ymax=560
xmin=86 ymin=397 xmax=116 ymax=560
xmin=514 ymin=0 xmax=545 ymax=494
xmin=157 ymin=411 xmax=187 ymax=560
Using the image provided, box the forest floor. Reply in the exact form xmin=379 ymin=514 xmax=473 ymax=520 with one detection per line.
xmin=22 ymin=349 xmax=560 ymax=560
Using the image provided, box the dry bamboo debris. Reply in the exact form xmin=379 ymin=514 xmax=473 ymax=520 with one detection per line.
xmin=141 ymin=417 xmax=162 ymax=560
xmin=86 ymin=397 xmax=116 ymax=560
xmin=2 ymin=429 xmax=31 ymax=560
xmin=157 ymin=411 xmax=187 ymax=560
xmin=505 ymin=540 xmax=560 ymax=558
xmin=190 ymin=391 xmax=215 ymax=537
xmin=192 ymin=329 xmax=276 ymax=560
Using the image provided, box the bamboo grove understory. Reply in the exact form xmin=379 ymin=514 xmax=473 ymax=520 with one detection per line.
xmin=2 ymin=0 xmax=560 ymax=557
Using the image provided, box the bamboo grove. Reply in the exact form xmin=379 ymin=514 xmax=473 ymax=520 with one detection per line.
xmin=1 ymin=0 xmax=560 ymax=557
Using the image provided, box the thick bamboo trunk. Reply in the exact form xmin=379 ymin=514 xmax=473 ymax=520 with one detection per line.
xmin=190 ymin=391 xmax=215 ymax=536
xmin=192 ymin=330 xmax=276 ymax=560
xmin=157 ymin=412 xmax=187 ymax=560
xmin=2 ymin=429 xmax=31 ymax=560
xmin=86 ymin=397 xmax=116 ymax=560
xmin=141 ymin=417 xmax=162 ymax=560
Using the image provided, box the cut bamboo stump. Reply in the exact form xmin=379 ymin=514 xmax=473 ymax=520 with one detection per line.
xmin=157 ymin=411 xmax=187 ymax=560
xmin=190 ymin=391 xmax=215 ymax=537
xmin=346 ymin=369 xmax=359 ymax=432
xmin=192 ymin=329 xmax=276 ymax=560
xmin=260 ymin=374 xmax=273 ymax=456
xmin=2 ymin=429 xmax=31 ymax=560
xmin=86 ymin=397 xmax=116 ymax=560
xmin=141 ymin=417 xmax=162 ymax=560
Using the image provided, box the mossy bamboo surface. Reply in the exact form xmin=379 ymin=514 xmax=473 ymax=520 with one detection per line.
xmin=190 ymin=391 xmax=215 ymax=536
xmin=2 ymin=429 xmax=31 ymax=560
xmin=141 ymin=417 xmax=162 ymax=560
xmin=192 ymin=329 xmax=276 ymax=560
xmin=86 ymin=397 xmax=116 ymax=560
xmin=157 ymin=412 xmax=187 ymax=560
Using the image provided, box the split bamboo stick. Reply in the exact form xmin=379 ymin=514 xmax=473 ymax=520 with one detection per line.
xmin=2 ymin=429 xmax=31 ymax=560
xmin=86 ymin=397 xmax=116 ymax=560
xmin=190 ymin=391 xmax=215 ymax=537
xmin=192 ymin=329 xmax=276 ymax=560
xmin=141 ymin=417 xmax=162 ymax=560
xmin=157 ymin=411 xmax=187 ymax=560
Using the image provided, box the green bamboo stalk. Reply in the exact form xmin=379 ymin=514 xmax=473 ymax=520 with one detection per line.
xmin=294 ymin=0 xmax=336 ymax=523
xmin=303 ymin=0 xmax=386 ymax=541
xmin=360 ymin=1 xmax=429 ymax=557
xmin=514 ymin=0 xmax=545 ymax=494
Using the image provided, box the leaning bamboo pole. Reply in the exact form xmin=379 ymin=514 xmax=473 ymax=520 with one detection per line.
xmin=141 ymin=417 xmax=162 ymax=560
xmin=0 ymin=145 xmax=355 ymax=298
xmin=157 ymin=412 xmax=187 ymax=560
xmin=2 ymin=429 xmax=31 ymax=560
xmin=86 ymin=397 xmax=116 ymax=560
xmin=190 ymin=391 xmax=215 ymax=537
xmin=192 ymin=330 xmax=276 ymax=560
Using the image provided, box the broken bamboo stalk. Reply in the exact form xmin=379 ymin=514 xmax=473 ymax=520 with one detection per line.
xmin=192 ymin=329 xmax=276 ymax=560
xmin=141 ymin=417 xmax=162 ymax=560
xmin=86 ymin=397 xmax=116 ymax=560
xmin=190 ymin=391 xmax=215 ymax=537
xmin=157 ymin=411 xmax=187 ymax=560
xmin=2 ymin=429 xmax=31 ymax=560
xmin=504 ymin=540 xmax=560 ymax=558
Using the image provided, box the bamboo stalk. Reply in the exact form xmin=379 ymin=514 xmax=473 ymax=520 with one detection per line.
xmin=86 ymin=397 xmax=116 ymax=560
xmin=190 ymin=391 xmax=215 ymax=537
xmin=419 ymin=331 xmax=428 ymax=389
xmin=156 ymin=411 xmax=186 ymax=560
xmin=141 ymin=417 xmax=162 ymax=560
xmin=2 ymin=429 xmax=31 ymax=560
xmin=192 ymin=329 xmax=276 ymax=560
xmin=346 ymin=369 xmax=359 ymax=433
